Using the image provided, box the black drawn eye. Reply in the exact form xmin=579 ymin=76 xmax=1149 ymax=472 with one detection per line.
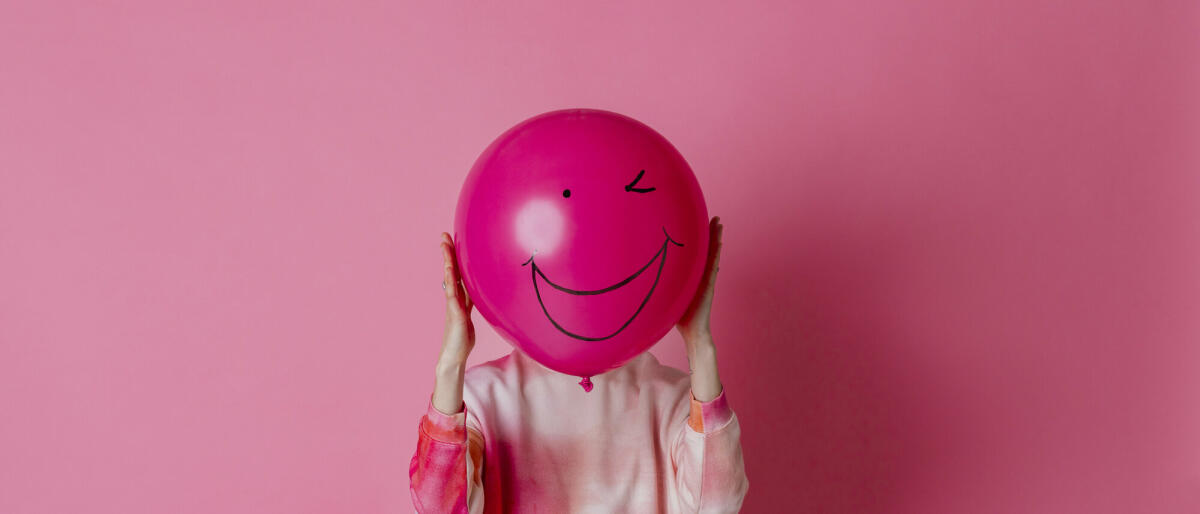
xmin=624 ymin=169 xmax=656 ymax=193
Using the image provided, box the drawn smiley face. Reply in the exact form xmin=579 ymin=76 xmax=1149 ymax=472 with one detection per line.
xmin=454 ymin=109 xmax=708 ymax=380
xmin=523 ymin=182 xmax=684 ymax=342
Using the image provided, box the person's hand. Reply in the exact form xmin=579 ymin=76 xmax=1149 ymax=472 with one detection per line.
xmin=676 ymin=216 xmax=723 ymax=347
xmin=676 ymin=217 xmax=724 ymax=401
xmin=432 ymin=232 xmax=474 ymax=414
xmin=438 ymin=232 xmax=475 ymax=366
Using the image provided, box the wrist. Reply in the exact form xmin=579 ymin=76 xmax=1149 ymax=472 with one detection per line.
xmin=686 ymin=337 xmax=716 ymax=362
xmin=685 ymin=331 xmax=715 ymax=352
xmin=686 ymin=341 xmax=722 ymax=402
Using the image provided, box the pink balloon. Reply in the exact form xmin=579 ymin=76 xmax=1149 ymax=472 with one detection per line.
xmin=454 ymin=109 xmax=709 ymax=390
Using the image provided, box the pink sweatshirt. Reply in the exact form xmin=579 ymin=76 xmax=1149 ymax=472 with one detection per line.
xmin=409 ymin=349 xmax=749 ymax=513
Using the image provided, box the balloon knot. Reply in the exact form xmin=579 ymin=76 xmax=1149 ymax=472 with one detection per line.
xmin=578 ymin=376 xmax=593 ymax=392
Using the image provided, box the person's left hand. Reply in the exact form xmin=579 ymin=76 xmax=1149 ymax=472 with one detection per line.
xmin=676 ymin=216 xmax=723 ymax=347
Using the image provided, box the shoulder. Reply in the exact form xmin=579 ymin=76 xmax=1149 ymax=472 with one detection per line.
xmin=463 ymin=352 xmax=518 ymax=396
xmin=460 ymin=352 xmax=526 ymax=420
xmin=626 ymin=351 xmax=693 ymax=407
xmin=629 ymin=351 xmax=690 ymax=386
xmin=622 ymin=352 xmax=697 ymax=433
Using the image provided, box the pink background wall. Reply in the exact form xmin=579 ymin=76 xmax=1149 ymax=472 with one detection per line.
xmin=2 ymin=2 xmax=1198 ymax=513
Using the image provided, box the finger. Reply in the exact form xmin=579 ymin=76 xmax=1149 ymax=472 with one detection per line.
xmin=706 ymin=220 xmax=723 ymax=295
xmin=444 ymin=235 xmax=470 ymax=308
xmin=440 ymin=242 xmax=469 ymax=320
xmin=705 ymin=217 xmax=722 ymax=274
xmin=685 ymin=218 xmax=718 ymax=306
xmin=441 ymin=242 xmax=459 ymax=303
xmin=709 ymin=238 xmax=722 ymax=286
xmin=462 ymin=278 xmax=474 ymax=313
xmin=704 ymin=216 xmax=718 ymax=258
xmin=712 ymin=221 xmax=723 ymax=269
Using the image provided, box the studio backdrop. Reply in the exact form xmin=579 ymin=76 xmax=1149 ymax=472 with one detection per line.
xmin=1 ymin=1 xmax=1198 ymax=513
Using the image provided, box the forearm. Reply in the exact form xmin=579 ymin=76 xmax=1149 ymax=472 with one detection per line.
xmin=413 ymin=353 xmax=482 ymax=514
xmin=410 ymin=399 xmax=471 ymax=514
xmin=432 ymin=353 xmax=467 ymax=415
xmin=686 ymin=334 xmax=722 ymax=402
xmin=673 ymin=381 xmax=749 ymax=512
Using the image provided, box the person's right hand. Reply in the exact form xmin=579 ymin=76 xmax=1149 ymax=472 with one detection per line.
xmin=438 ymin=232 xmax=475 ymax=368
xmin=432 ymin=232 xmax=474 ymax=415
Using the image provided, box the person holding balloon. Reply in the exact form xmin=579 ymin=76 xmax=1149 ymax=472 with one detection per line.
xmin=410 ymin=110 xmax=749 ymax=513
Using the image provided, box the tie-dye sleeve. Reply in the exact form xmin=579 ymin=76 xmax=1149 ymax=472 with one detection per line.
xmin=671 ymin=388 xmax=750 ymax=513
xmin=409 ymin=400 xmax=485 ymax=514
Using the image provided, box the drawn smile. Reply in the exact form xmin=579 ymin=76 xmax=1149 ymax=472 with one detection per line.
xmin=522 ymin=228 xmax=683 ymax=341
